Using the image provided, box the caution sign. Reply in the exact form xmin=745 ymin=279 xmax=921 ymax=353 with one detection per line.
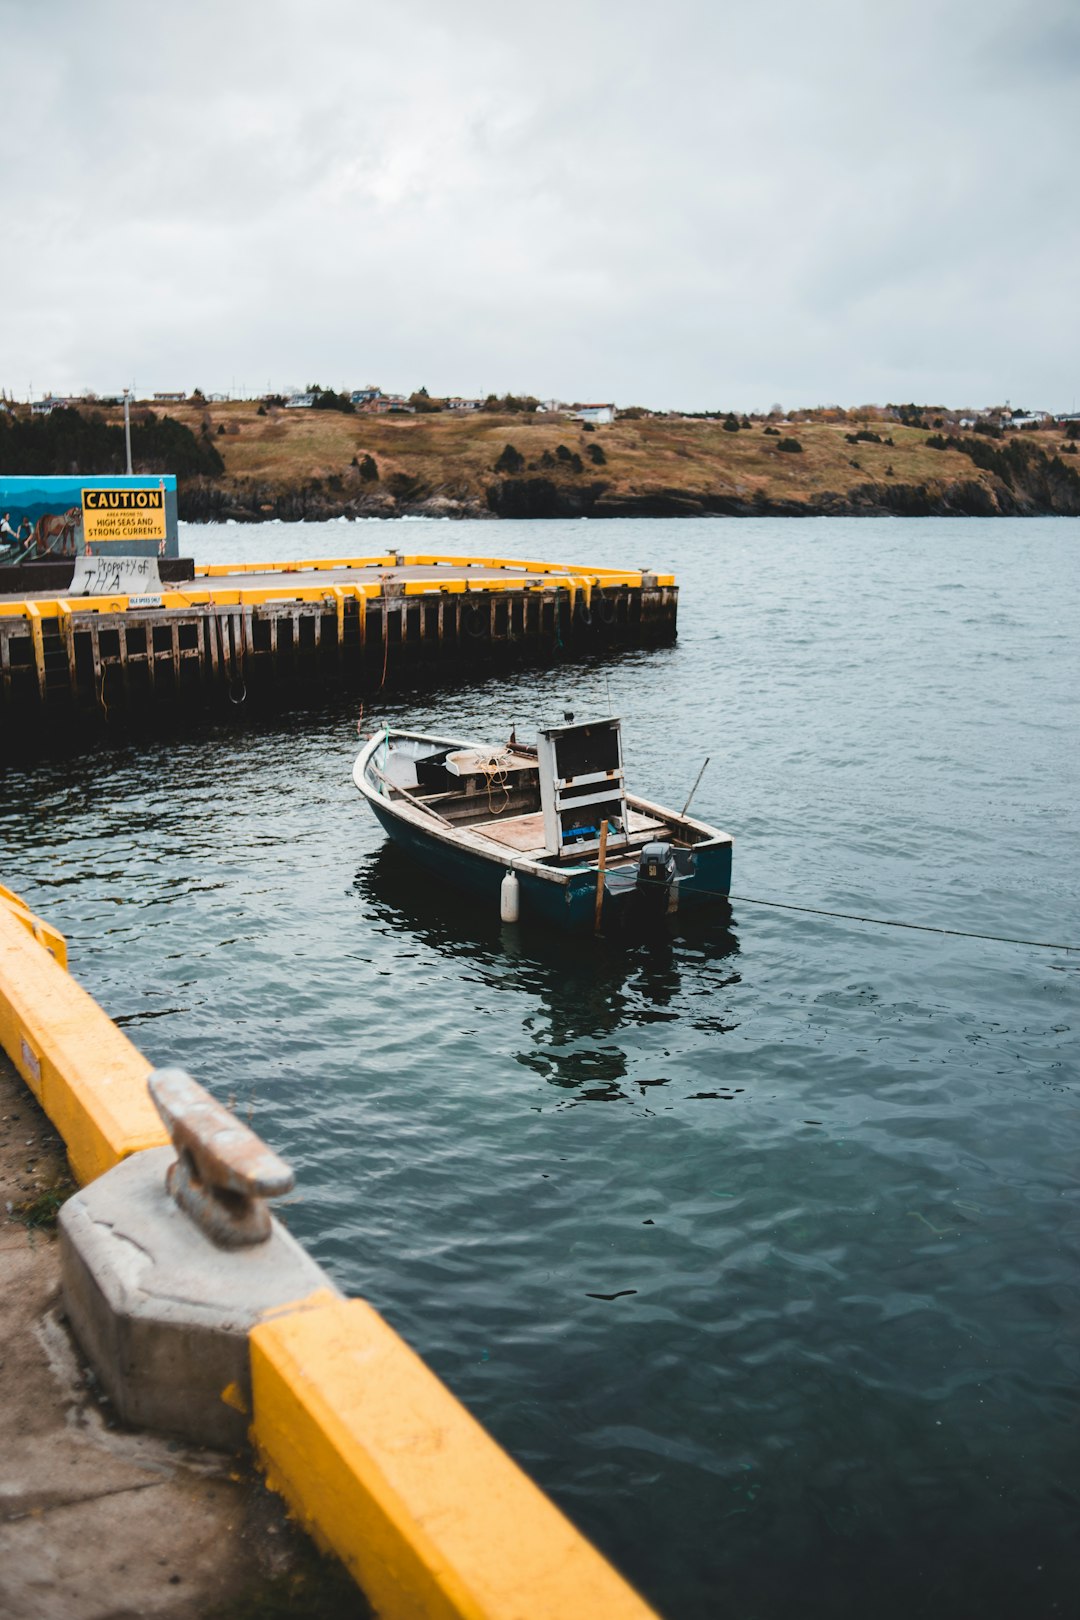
xmin=82 ymin=486 xmax=167 ymax=544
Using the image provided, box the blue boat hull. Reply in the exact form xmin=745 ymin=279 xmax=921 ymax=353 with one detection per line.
xmin=367 ymin=799 xmax=595 ymax=931
xmin=368 ymin=797 xmax=732 ymax=936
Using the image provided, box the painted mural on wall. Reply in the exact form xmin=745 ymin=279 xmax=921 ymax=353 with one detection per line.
xmin=0 ymin=475 xmax=179 ymax=562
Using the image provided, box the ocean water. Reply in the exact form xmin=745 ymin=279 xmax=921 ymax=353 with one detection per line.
xmin=2 ymin=516 xmax=1078 ymax=1618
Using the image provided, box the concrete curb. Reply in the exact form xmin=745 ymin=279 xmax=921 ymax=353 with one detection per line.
xmin=252 ymin=1289 xmax=658 ymax=1620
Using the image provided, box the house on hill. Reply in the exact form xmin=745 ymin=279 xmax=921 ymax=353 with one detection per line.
xmin=569 ymin=403 xmax=616 ymax=425
xmin=363 ymin=394 xmax=415 ymax=415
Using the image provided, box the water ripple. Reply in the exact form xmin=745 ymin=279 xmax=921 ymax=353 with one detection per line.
xmin=3 ymin=516 xmax=1078 ymax=1618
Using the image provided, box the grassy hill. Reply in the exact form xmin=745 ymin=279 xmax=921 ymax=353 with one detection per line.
xmin=91 ymin=402 xmax=1080 ymax=521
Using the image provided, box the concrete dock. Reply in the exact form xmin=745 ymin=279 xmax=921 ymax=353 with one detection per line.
xmin=0 ymin=553 xmax=677 ymax=735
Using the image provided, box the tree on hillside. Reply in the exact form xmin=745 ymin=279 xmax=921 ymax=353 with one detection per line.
xmin=0 ymin=406 xmax=223 ymax=478
xmin=892 ymin=403 xmax=928 ymax=428
xmin=483 ymin=393 xmax=540 ymax=414
xmin=494 ymin=443 xmax=525 ymax=473
xmin=307 ymin=385 xmax=355 ymax=413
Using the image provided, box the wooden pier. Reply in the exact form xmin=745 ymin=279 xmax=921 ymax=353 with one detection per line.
xmin=0 ymin=553 xmax=677 ymax=735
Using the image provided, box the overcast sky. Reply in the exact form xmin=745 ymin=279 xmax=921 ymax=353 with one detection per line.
xmin=2 ymin=0 xmax=1077 ymax=412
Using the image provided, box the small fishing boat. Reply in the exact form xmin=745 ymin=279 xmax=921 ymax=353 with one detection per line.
xmin=353 ymin=718 xmax=733 ymax=933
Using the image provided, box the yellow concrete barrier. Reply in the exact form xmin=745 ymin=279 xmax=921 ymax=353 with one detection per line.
xmin=0 ymin=560 xmax=673 ymax=626
xmin=251 ymin=1290 xmax=659 ymax=1620
xmin=0 ymin=900 xmax=168 ymax=1183
xmin=195 ymin=556 xmax=398 ymax=577
xmin=0 ymin=885 xmax=68 ymax=968
xmin=0 ymin=582 xmax=386 ymax=620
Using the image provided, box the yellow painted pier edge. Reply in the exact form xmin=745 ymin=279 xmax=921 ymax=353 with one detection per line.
xmin=0 ymin=554 xmax=676 ymax=626
xmin=0 ymin=898 xmax=167 ymax=1183
xmin=251 ymin=1290 xmax=659 ymax=1620
xmin=0 ymin=883 xmax=68 ymax=968
xmin=0 ymin=890 xmax=660 ymax=1619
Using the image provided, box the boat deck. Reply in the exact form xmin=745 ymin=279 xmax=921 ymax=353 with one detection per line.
xmin=474 ymin=807 xmax=667 ymax=861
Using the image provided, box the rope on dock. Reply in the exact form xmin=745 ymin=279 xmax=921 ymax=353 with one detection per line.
xmin=728 ymin=894 xmax=1076 ymax=953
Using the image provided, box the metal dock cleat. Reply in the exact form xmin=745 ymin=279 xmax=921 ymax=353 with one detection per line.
xmin=148 ymin=1067 xmax=294 ymax=1247
xmin=60 ymin=1067 xmax=333 ymax=1446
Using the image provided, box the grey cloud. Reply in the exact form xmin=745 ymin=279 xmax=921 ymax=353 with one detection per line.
xmin=2 ymin=0 xmax=1076 ymax=410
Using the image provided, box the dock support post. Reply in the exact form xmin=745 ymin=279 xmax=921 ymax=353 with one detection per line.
xmin=332 ymin=587 xmax=346 ymax=674
xmin=146 ymin=619 xmax=157 ymax=698
xmin=90 ymin=620 xmax=103 ymax=708
xmin=57 ymin=602 xmax=77 ymax=696
xmin=25 ymin=603 xmax=46 ymax=703
xmin=0 ymin=622 xmax=12 ymax=707
xmin=230 ymin=612 xmax=242 ymax=685
xmin=118 ymin=623 xmax=131 ymax=706
xmin=206 ymin=609 xmax=220 ymax=692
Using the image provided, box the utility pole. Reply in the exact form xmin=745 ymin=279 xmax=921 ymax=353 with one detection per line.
xmin=123 ymin=388 xmax=133 ymax=474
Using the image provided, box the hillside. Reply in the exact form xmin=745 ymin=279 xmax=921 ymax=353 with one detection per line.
xmin=73 ymin=403 xmax=1080 ymax=521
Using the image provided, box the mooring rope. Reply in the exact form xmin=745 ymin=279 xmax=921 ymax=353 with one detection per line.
xmin=727 ymin=894 xmax=1075 ymax=953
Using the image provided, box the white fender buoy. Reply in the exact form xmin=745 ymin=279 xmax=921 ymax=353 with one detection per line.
xmin=500 ymin=869 xmax=520 ymax=924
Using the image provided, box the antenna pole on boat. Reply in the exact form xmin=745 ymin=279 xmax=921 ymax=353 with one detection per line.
xmin=594 ymin=818 xmax=609 ymax=934
xmin=680 ymin=757 xmax=711 ymax=818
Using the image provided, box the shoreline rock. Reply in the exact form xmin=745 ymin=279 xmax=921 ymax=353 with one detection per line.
xmin=176 ymin=458 xmax=1080 ymax=524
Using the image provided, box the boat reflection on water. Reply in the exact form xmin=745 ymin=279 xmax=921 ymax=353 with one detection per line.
xmin=353 ymin=842 xmax=742 ymax=1104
